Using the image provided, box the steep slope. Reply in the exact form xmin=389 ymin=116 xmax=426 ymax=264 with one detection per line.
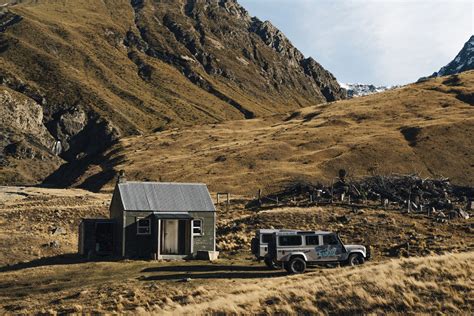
xmin=73 ymin=71 xmax=474 ymax=193
xmin=0 ymin=0 xmax=344 ymax=185
xmin=422 ymin=35 xmax=474 ymax=79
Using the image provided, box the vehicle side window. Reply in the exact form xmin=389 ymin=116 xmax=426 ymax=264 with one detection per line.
xmin=279 ymin=235 xmax=302 ymax=246
xmin=323 ymin=234 xmax=339 ymax=245
xmin=305 ymin=235 xmax=319 ymax=245
xmin=261 ymin=234 xmax=272 ymax=244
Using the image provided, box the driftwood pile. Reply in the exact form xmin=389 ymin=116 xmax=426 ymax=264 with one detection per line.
xmin=252 ymin=174 xmax=473 ymax=220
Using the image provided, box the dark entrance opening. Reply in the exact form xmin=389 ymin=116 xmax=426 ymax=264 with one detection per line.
xmin=95 ymin=222 xmax=114 ymax=254
xmin=178 ymin=220 xmax=187 ymax=254
xmin=160 ymin=219 xmax=191 ymax=256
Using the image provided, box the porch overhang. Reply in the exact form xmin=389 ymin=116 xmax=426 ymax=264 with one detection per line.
xmin=153 ymin=212 xmax=193 ymax=220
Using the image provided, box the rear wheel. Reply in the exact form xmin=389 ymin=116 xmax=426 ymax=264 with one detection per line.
xmin=348 ymin=253 xmax=365 ymax=266
xmin=287 ymin=257 xmax=306 ymax=274
xmin=264 ymin=257 xmax=279 ymax=269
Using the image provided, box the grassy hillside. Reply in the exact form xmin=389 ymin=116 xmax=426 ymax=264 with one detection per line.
xmin=74 ymin=71 xmax=474 ymax=193
xmin=1 ymin=250 xmax=472 ymax=314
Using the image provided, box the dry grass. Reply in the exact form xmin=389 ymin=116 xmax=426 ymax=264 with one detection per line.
xmin=0 ymin=186 xmax=471 ymax=314
xmin=0 ymin=251 xmax=472 ymax=314
xmin=215 ymin=205 xmax=474 ymax=260
xmin=1 ymin=186 xmax=471 ymax=267
xmin=75 ymin=71 xmax=474 ymax=193
xmin=0 ymin=186 xmax=109 ymax=266
xmin=167 ymin=252 xmax=474 ymax=315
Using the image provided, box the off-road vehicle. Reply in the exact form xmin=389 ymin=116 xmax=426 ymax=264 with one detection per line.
xmin=265 ymin=230 xmax=370 ymax=273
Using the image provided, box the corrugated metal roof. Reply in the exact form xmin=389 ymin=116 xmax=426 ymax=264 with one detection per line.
xmin=117 ymin=182 xmax=215 ymax=212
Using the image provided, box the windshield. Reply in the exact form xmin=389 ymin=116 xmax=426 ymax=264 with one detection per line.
xmin=323 ymin=234 xmax=340 ymax=246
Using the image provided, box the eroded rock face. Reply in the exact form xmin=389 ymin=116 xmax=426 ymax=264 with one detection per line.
xmin=0 ymin=89 xmax=55 ymax=154
xmin=127 ymin=0 xmax=346 ymax=111
xmin=0 ymin=89 xmax=62 ymax=184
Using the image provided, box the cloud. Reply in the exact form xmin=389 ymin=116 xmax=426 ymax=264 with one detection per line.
xmin=239 ymin=0 xmax=473 ymax=85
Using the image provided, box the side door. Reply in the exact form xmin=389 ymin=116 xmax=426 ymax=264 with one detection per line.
xmin=276 ymin=235 xmax=303 ymax=261
xmin=304 ymin=235 xmax=320 ymax=261
xmin=259 ymin=233 xmax=273 ymax=257
xmin=314 ymin=234 xmax=344 ymax=262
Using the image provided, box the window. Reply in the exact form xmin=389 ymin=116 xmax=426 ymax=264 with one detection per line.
xmin=278 ymin=235 xmax=302 ymax=246
xmin=305 ymin=235 xmax=319 ymax=245
xmin=261 ymin=234 xmax=273 ymax=244
xmin=136 ymin=218 xmax=151 ymax=235
xmin=193 ymin=219 xmax=203 ymax=236
xmin=323 ymin=234 xmax=339 ymax=246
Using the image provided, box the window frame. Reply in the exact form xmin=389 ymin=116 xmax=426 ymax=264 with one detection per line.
xmin=278 ymin=235 xmax=302 ymax=246
xmin=305 ymin=235 xmax=319 ymax=246
xmin=192 ymin=219 xmax=203 ymax=237
xmin=136 ymin=217 xmax=151 ymax=236
xmin=322 ymin=234 xmax=340 ymax=246
xmin=261 ymin=233 xmax=273 ymax=244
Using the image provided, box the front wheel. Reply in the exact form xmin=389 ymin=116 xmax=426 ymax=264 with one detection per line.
xmin=347 ymin=253 xmax=365 ymax=266
xmin=287 ymin=257 xmax=306 ymax=274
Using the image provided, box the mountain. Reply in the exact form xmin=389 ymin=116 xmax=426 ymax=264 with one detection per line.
xmin=339 ymin=83 xmax=398 ymax=98
xmin=422 ymin=35 xmax=474 ymax=79
xmin=0 ymin=0 xmax=345 ymax=185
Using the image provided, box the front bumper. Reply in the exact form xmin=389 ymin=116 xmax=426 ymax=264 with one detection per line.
xmin=365 ymin=245 xmax=372 ymax=260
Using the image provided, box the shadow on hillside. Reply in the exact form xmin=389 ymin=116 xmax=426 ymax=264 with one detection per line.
xmin=42 ymin=146 xmax=126 ymax=192
xmin=0 ymin=253 xmax=120 ymax=273
xmin=141 ymin=264 xmax=288 ymax=281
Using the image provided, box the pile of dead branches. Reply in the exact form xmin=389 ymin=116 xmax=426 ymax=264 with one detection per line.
xmin=254 ymin=174 xmax=473 ymax=212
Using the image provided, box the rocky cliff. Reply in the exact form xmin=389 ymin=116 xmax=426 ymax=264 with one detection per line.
xmin=421 ymin=35 xmax=474 ymax=80
xmin=0 ymin=0 xmax=345 ymax=185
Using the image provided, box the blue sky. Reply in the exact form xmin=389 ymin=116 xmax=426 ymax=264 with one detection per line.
xmin=239 ymin=0 xmax=473 ymax=86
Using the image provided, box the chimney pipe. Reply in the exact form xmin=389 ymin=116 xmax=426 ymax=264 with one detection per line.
xmin=118 ymin=170 xmax=127 ymax=183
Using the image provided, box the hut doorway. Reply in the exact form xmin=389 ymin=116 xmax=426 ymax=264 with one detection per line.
xmin=160 ymin=219 xmax=190 ymax=255
xmin=95 ymin=222 xmax=114 ymax=254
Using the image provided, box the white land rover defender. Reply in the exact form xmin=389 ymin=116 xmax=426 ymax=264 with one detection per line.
xmin=265 ymin=231 xmax=370 ymax=273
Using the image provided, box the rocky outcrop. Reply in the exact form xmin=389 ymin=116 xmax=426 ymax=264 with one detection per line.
xmin=421 ymin=35 xmax=474 ymax=80
xmin=0 ymin=89 xmax=55 ymax=155
xmin=127 ymin=0 xmax=346 ymax=109
xmin=0 ymin=89 xmax=62 ymax=184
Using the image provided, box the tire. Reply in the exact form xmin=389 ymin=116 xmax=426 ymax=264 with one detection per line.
xmin=287 ymin=257 xmax=306 ymax=274
xmin=348 ymin=253 xmax=365 ymax=266
xmin=264 ymin=257 xmax=279 ymax=269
